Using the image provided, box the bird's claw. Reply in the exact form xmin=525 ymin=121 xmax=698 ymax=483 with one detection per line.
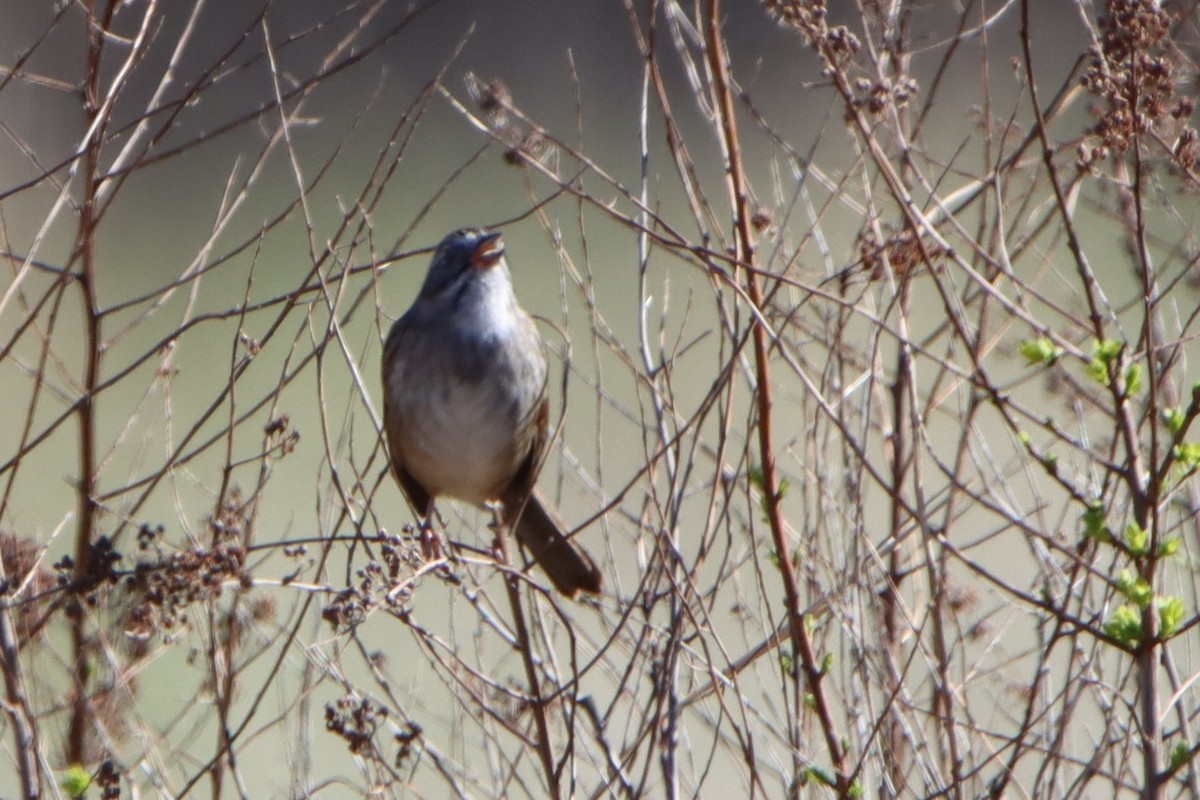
xmin=418 ymin=519 xmax=443 ymax=561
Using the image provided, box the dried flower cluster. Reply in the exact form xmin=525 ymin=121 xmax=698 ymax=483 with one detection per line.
xmin=393 ymin=720 xmax=422 ymax=769
xmin=55 ymin=535 xmax=123 ymax=617
xmin=858 ymin=226 xmax=946 ymax=281
xmin=762 ymin=0 xmax=859 ymax=62
xmin=465 ymin=72 xmax=555 ymax=168
xmin=765 ymin=1 xmax=919 ymax=117
xmin=1079 ymin=0 xmax=1197 ymax=175
xmin=321 ymin=533 xmax=414 ymax=632
xmin=123 ymin=512 xmax=249 ymax=638
xmin=763 ymin=0 xmax=861 ymax=67
xmin=262 ymin=413 xmax=300 ymax=456
xmin=0 ymin=531 xmax=51 ymax=642
xmin=95 ymin=759 xmax=121 ymax=799
xmin=853 ymin=75 xmax=919 ymax=116
xmin=322 ymin=580 xmax=372 ymax=631
xmin=326 ymin=695 xmax=389 ymax=756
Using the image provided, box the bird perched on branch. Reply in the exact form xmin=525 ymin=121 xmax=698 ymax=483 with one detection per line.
xmin=382 ymin=228 xmax=602 ymax=597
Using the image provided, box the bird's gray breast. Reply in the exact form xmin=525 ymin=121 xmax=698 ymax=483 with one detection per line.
xmin=385 ymin=302 xmax=546 ymax=506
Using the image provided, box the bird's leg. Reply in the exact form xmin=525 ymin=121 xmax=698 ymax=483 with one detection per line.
xmin=485 ymin=500 xmax=505 ymax=534
xmin=419 ymin=499 xmax=444 ymax=561
xmin=485 ymin=500 xmax=510 ymax=569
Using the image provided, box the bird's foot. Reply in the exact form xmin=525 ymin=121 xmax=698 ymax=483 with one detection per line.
xmin=418 ymin=520 xmax=444 ymax=561
xmin=484 ymin=500 xmax=505 ymax=534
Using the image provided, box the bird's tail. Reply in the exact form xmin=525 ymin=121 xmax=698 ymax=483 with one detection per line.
xmin=509 ymin=489 xmax=602 ymax=597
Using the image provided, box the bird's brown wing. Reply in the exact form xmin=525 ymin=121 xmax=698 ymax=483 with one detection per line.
xmin=382 ymin=318 xmax=431 ymax=515
xmin=503 ymin=392 xmax=551 ymax=503
xmin=502 ymin=397 xmax=602 ymax=596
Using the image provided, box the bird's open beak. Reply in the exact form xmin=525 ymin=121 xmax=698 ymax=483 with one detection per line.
xmin=471 ymin=232 xmax=505 ymax=269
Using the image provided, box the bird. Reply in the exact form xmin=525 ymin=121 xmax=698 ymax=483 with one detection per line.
xmin=382 ymin=228 xmax=602 ymax=597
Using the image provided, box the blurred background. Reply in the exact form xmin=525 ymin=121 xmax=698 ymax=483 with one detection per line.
xmin=0 ymin=0 xmax=1096 ymax=552
xmin=3 ymin=1 xmax=1199 ymax=798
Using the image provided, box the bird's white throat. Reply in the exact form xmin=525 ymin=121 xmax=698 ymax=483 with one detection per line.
xmin=453 ymin=264 xmax=523 ymax=341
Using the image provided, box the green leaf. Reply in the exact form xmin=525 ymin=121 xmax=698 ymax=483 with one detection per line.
xmin=751 ymin=468 xmax=787 ymax=520
xmin=802 ymin=765 xmax=835 ymax=787
xmin=1019 ymin=336 xmax=1062 ymax=366
xmin=1094 ymin=339 xmax=1122 ymax=363
xmin=748 ymin=466 xmax=765 ymax=491
xmin=1158 ymin=596 xmax=1185 ymax=638
xmin=760 ymin=477 xmax=789 ymax=519
xmin=820 ymin=651 xmax=834 ymax=675
xmin=1124 ymin=363 xmax=1142 ymax=396
xmin=1174 ymin=442 xmax=1200 ymax=469
xmin=1082 ymin=502 xmax=1111 ymax=542
xmin=1087 ymin=339 xmax=1122 ymax=385
xmin=1124 ymin=523 xmax=1150 ymax=557
xmin=61 ymin=765 xmax=91 ymax=798
xmin=1104 ymin=604 xmax=1142 ymax=647
xmin=1158 ymin=537 xmax=1180 ymax=557
xmin=1170 ymin=742 xmax=1191 ymax=771
xmin=1116 ymin=569 xmax=1152 ymax=608
xmin=1162 ymin=406 xmax=1186 ymax=435
xmin=1086 ymin=357 xmax=1110 ymax=385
